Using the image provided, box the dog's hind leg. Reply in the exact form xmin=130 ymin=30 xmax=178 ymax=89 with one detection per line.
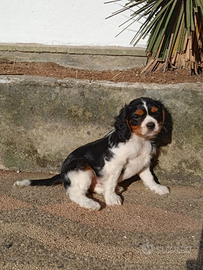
xmin=65 ymin=169 xmax=101 ymax=211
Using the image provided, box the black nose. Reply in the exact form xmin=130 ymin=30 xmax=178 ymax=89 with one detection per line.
xmin=146 ymin=122 xmax=155 ymax=130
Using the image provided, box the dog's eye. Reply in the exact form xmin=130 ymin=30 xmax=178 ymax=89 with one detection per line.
xmin=134 ymin=114 xmax=142 ymax=118
xmin=130 ymin=113 xmax=143 ymax=125
xmin=150 ymin=110 xmax=162 ymax=121
xmin=153 ymin=110 xmax=160 ymax=115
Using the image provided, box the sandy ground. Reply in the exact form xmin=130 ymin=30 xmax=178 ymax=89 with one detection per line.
xmin=0 ymin=169 xmax=202 ymax=269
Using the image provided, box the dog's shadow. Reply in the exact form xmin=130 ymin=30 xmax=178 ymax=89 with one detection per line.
xmin=119 ymin=107 xmax=173 ymax=193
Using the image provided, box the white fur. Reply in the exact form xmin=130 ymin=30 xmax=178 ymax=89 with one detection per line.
xmin=13 ymin=179 xmax=30 ymax=187
xmin=65 ymin=133 xmax=169 ymax=210
xmin=141 ymin=100 xmax=160 ymax=136
xmin=141 ymin=115 xmax=160 ymax=137
xmin=139 ymin=167 xmax=169 ymax=195
xmin=102 ymin=134 xmax=149 ymax=206
xmin=66 ymin=169 xmax=101 ymax=211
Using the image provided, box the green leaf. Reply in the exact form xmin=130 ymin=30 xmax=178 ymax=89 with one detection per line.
xmin=109 ymin=0 xmax=203 ymax=73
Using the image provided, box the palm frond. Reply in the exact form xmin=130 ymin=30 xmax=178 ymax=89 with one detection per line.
xmin=108 ymin=0 xmax=203 ymax=74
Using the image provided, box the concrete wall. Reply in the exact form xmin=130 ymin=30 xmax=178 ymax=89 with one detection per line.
xmin=0 ymin=75 xmax=202 ymax=187
xmin=0 ymin=0 xmax=147 ymax=47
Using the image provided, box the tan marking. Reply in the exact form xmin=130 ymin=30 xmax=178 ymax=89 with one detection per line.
xmin=150 ymin=106 xmax=159 ymax=113
xmin=89 ymin=175 xmax=98 ymax=192
xmin=84 ymin=166 xmax=92 ymax=171
xmin=135 ymin=109 xmax=144 ymax=116
xmin=131 ymin=126 xmax=143 ymax=137
xmin=157 ymin=125 xmax=162 ymax=134
xmin=129 ymin=121 xmax=143 ymax=137
xmin=157 ymin=109 xmax=165 ymax=133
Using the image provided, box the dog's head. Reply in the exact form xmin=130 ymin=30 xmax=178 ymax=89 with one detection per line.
xmin=115 ymin=97 xmax=165 ymax=142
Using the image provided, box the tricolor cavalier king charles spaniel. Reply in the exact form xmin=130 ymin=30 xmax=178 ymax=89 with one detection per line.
xmin=14 ymin=97 xmax=170 ymax=210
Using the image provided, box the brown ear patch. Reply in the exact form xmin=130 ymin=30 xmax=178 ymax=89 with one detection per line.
xmin=150 ymin=106 xmax=159 ymax=113
xmin=135 ymin=109 xmax=144 ymax=116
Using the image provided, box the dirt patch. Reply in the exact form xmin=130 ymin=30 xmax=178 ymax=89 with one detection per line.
xmin=0 ymin=59 xmax=203 ymax=84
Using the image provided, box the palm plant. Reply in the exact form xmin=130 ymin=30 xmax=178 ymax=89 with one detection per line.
xmin=107 ymin=0 xmax=203 ymax=74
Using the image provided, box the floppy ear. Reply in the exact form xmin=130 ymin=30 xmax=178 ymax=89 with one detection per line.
xmin=155 ymin=101 xmax=173 ymax=146
xmin=157 ymin=100 xmax=166 ymax=124
xmin=162 ymin=107 xmax=166 ymax=123
xmin=114 ymin=105 xmax=131 ymax=142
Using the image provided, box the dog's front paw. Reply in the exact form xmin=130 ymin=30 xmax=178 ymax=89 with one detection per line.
xmin=87 ymin=200 xmax=101 ymax=211
xmin=154 ymin=185 xmax=170 ymax=195
xmin=78 ymin=199 xmax=101 ymax=211
xmin=105 ymin=193 xmax=122 ymax=206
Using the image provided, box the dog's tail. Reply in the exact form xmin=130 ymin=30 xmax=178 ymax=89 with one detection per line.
xmin=13 ymin=174 xmax=62 ymax=187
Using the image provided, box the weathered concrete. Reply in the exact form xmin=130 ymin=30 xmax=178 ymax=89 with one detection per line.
xmin=0 ymin=44 xmax=146 ymax=70
xmin=0 ymin=43 xmax=146 ymax=56
xmin=0 ymin=75 xmax=202 ymax=187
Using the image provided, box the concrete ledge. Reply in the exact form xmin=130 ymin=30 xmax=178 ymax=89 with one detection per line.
xmin=0 ymin=43 xmax=147 ymax=71
xmin=67 ymin=46 xmax=146 ymax=57
xmin=0 ymin=75 xmax=202 ymax=187
xmin=0 ymin=43 xmax=146 ymax=56
xmin=0 ymin=43 xmax=68 ymax=54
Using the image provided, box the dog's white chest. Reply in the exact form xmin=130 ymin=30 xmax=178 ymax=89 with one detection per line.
xmin=103 ymin=135 xmax=152 ymax=179
xmin=114 ymin=135 xmax=151 ymax=160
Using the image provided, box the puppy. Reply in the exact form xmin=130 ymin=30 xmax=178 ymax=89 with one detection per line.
xmin=14 ymin=97 xmax=169 ymax=210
